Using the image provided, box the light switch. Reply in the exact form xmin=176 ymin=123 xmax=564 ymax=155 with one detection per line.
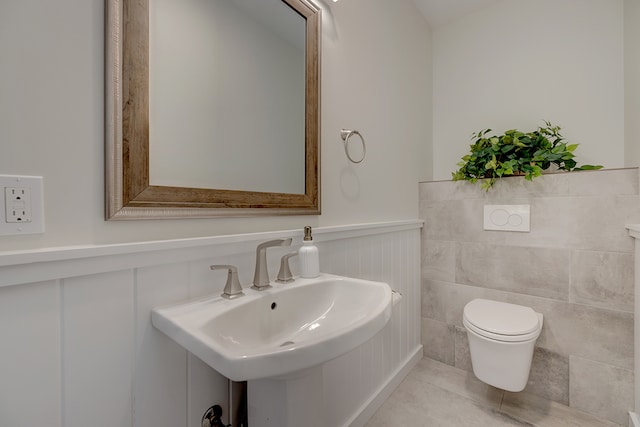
xmin=483 ymin=204 xmax=530 ymax=232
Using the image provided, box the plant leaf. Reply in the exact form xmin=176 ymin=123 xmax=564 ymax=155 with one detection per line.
xmin=575 ymin=164 xmax=604 ymax=170
xmin=452 ymin=121 xmax=594 ymax=191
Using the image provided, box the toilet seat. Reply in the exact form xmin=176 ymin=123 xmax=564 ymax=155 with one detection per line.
xmin=463 ymin=299 xmax=542 ymax=343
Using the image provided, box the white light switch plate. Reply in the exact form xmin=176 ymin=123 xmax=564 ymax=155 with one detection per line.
xmin=483 ymin=204 xmax=530 ymax=232
xmin=0 ymin=175 xmax=44 ymax=236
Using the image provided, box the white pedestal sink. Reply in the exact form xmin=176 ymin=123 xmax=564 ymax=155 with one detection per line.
xmin=151 ymin=273 xmax=393 ymax=426
xmin=248 ymin=367 xmax=324 ymax=427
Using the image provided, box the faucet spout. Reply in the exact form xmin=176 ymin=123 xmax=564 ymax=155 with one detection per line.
xmin=252 ymin=238 xmax=292 ymax=290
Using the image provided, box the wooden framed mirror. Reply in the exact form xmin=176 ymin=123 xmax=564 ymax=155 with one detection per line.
xmin=105 ymin=0 xmax=321 ymax=219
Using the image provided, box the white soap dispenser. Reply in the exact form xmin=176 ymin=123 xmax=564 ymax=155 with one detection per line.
xmin=298 ymin=226 xmax=320 ymax=278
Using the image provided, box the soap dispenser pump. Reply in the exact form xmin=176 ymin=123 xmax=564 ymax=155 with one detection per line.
xmin=298 ymin=226 xmax=320 ymax=278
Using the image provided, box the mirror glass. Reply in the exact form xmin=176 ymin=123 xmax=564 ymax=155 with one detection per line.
xmin=149 ymin=0 xmax=306 ymax=194
xmin=105 ymin=0 xmax=320 ymax=219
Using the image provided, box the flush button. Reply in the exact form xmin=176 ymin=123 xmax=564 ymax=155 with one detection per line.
xmin=489 ymin=209 xmax=509 ymax=226
xmin=484 ymin=205 xmax=530 ymax=232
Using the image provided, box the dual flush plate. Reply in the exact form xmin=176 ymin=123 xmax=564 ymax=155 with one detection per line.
xmin=483 ymin=204 xmax=530 ymax=232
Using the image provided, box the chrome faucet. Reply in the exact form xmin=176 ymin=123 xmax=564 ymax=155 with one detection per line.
xmin=252 ymin=238 xmax=292 ymax=290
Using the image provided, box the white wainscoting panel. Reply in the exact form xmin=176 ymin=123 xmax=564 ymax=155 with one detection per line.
xmin=135 ymin=263 xmax=190 ymax=427
xmin=0 ymin=221 xmax=422 ymax=427
xmin=63 ymin=270 xmax=134 ymax=427
xmin=318 ymin=228 xmax=422 ymax=425
xmin=0 ymin=280 xmax=61 ymax=427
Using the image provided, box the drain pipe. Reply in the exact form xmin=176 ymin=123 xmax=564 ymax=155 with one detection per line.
xmin=228 ymin=379 xmax=248 ymax=427
xmin=201 ymin=380 xmax=247 ymax=427
xmin=228 ymin=379 xmax=234 ymax=427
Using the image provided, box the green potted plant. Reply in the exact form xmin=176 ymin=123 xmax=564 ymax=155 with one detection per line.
xmin=451 ymin=121 xmax=602 ymax=190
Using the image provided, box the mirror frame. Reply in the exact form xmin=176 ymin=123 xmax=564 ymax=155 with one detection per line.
xmin=105 ymin=0 xmax=321 ymax=220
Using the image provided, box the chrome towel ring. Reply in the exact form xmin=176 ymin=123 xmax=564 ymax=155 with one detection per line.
xmin=340 ymin=129 xmax=366 ymax=164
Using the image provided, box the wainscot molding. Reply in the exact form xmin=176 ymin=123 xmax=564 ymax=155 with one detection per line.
xmin=0 ymin=220 xmax=423 ymax=288
xmin=628 ymin=224 xmax=640 ymax=239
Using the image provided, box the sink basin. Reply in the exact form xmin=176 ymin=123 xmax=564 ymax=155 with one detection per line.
xmin=151 ymin=273 xmax=392 ymax=381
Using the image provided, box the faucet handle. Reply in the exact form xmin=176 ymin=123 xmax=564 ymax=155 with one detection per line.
xmin=276 ymin=252 xmax=298 ymax=283
xmin=210 ymin=265 xmax=244 ymax=300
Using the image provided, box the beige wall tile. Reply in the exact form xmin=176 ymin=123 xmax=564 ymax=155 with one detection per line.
xmin=422 ymin=317 xmax=455 ymax=365
xmin=455 ymin=242 xmax=571 ymax=300
xmin=498 ymin=292 xmax=634 ymax=370
xmin=425 ymin=282 xmax=634 ymax=370
xmin=571 ymin=250 xmax=634 ymax=312
xmin=419 ymin=169 xmax=639 ymax=424
xmin=569 ymin=356 xmax=634 ymax=425
xmin=524 ymin=348 xmax=569 ymax=405
xmin=566 ymin=195 xmax=639 ymax=252
xmin=540 ymin=303 xmax=631 ymax=371
xmin=526 ymin=197 xmax=577 ymax=248
xmin=486 ymin=173 xmax=570 ymax=198
xmin=422 ymin=199 xmax=484 ymax=242
xmin=567 ymin=168 xmax=639 ymax=196
xmin=422 ymin=280 xmax=484 ymax=327
xmin=421 ymin=279 xmax=446 ymax=321
xmin=422 ymin=239 xmax=456 ymax=283
xmin=454 ymin=326 xmax=473 ymax=372
xmin=420 ymin=173 xmax=640 ymax=254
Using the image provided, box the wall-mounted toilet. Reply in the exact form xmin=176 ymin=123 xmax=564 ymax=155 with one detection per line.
xmin=463 ymin=298 xmax=543 ymax=392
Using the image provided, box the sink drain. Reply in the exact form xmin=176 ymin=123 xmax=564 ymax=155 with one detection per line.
xmin=280 ymin=341 xmax=295 ymax=347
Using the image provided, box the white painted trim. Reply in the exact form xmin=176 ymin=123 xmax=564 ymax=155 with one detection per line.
xmin=345 ymin=345 xmax=424 ymax=427
xmin=628 ymin=224 xmax=640 ymax=239
xmin=0 ymin=220 xmax=422 ymax=266
xmin=630 ymin=411 xmax=640 ymax=427
xmin=0 ymin=220 xmax=423 ymax=287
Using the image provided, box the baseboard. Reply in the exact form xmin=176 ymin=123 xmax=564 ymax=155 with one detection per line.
xmin=345 ymin=345 xmax=424 ymax=427
xmin=630 ymin=411 xmax=640 ymax=427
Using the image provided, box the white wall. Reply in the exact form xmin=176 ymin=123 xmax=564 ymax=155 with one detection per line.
xmin=0 ymin=0 xmax=432 ymax=251
xmin=432 ymin=0 xmax=625 ymax=180
xmin=626 ymin=0 xmax=640 ymax=167
xmin=322 ymin=0 xmax=433 ymax=225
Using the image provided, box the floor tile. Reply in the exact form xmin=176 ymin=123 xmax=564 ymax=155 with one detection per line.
xmin=367 ymin=376 xmax=531 ymax=427
xmin=365 ymin=358 xmax=622 ymax=427
xmin=501 ymin=391 xmax=620 ymax=427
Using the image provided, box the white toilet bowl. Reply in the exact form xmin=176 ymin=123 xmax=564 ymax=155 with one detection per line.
xmin=463 ymin=298 xmax=543 ymax=392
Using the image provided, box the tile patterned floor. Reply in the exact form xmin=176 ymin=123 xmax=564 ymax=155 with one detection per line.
xmin=365 ymin=357 xmax=622 ymax=427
